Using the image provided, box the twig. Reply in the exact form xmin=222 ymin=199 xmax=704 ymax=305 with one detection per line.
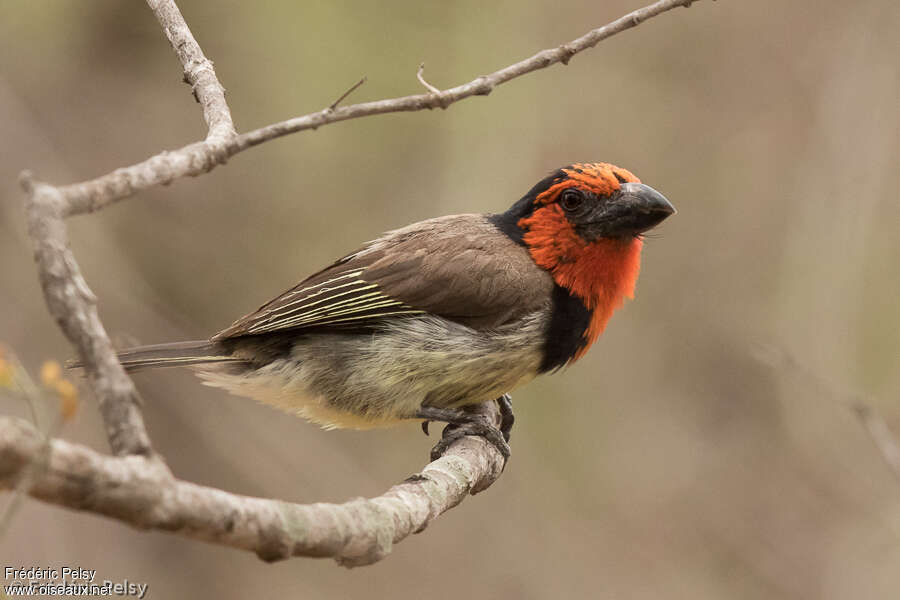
xmin=146 ymin=0 xmax=236 ymax=143
xmin=5 ymin=352 xmax=44 ymax=430
xmin=852 ymin=402 xmax=900 ymax=485
xmin=0 ymin=403 xmax=505 ymax=567
xmin=41 ymin=0 xmax=702 ymax=216
xmin=0 ymin=357 xmax=53 ymax=539
xmin=328 ymin=77 xmax=368 ymax=111
xmin=416 ymin=63 xmax=441 ymax=95
xmin=756 ymin=345 xmax=900 ymax=486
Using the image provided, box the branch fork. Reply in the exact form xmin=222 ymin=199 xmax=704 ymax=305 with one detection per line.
xmin=5 ymin=0 xmax=707 ymax=565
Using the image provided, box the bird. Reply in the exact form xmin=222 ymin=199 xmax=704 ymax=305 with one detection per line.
xmin=102 ymin=163 xmax=674 ymax=461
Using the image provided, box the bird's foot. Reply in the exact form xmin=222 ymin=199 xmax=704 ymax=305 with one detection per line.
xmin=497 ymin=393 xmax=514 ymax=442
xmin=430 ymin=418 xmax=510 ymax=462
xmin=416 ymin=395 xmax=514 ymax=462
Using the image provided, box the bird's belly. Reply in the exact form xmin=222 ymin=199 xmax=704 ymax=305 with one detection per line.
xmin=198 ymin=313 xmax=547 ymax=430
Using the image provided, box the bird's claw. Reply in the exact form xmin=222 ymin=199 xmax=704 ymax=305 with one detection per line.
xmin=415 ymin=396 xmax=514 ymax=464
xmin=429 ymin=418 xmax=511 ymax=462
xmin=497 ymin=393 xmax=514 ymax=442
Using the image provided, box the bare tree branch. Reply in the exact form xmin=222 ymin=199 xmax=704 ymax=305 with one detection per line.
xmin=11 ymin=0 xmax=709 ymax=563
xmin=147 ymin=0 xmax=236 ymax=143
xmin=49 ymin=0 xmax=702 ymax=216
xmin=58 ymin=0 xmax=238 ymax=216
xmin=852 ymin=403 xmax=900 ymax=485
xmin=19 ymin=174 xmax=154 ymax=457
xmin=16 ymin=0 xmax=240 ymax=455
xmin=0 ymin=403 xmax=505 ymax=567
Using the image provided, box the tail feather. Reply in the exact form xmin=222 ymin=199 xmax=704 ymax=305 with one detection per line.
xmin=68 ymin=340 xmax=247 ymax=372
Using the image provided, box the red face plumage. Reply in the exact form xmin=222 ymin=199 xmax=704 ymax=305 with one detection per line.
xmin=533 ymin=163 xmax=641 ymax=205
xmin=517 ymin=163 xmax=647 ymax=360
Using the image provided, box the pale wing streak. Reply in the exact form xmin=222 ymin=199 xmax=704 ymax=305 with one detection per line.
xmin=257 ymin=270 xmax=364 ymax=315
xmin=300 ymin=310 xmax=426 ymax=327
xmin=282 ymin=298 xmax=404 ymax=324
xmin=267 ymin=290 xmax=386 ymax=322
xmin=251 ymin=290 xmax=390 ymax=331
xmin=257 ymin=281 xmax=378 ymax=323
xmin=251 ymin=298 xmax=408 ymax=332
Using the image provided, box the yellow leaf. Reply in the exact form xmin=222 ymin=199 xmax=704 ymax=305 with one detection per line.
xmin=40 ymin=360 xmax=62 ymax=387
xmin=55 ymin=379 xmax=79 ymax=421
xmin=0 ymin=359 xmax=11 ymax=388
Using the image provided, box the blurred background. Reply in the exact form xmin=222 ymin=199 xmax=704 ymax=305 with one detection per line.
xmin=2 ymin=0 xmax=899 ymax=598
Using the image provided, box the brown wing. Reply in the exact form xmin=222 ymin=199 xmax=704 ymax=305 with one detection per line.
xmin=213 ymin=214 xmax=553 ymax=340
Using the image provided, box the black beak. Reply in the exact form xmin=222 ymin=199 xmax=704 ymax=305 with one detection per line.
xmin=604 ymin=182 xmax=675 ymax=236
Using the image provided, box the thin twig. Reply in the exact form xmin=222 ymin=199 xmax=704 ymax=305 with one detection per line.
xmin=44 ymin=0 xmax=702 ymax=215
xmin=6 ymin=353 xmax=44 ymax=430
xmin=0 ymin=359 xmax=54 ymax=539
xmin=328 ymin=77 xmax=368 ymax=111
xmin=146 ymin=0 xmax=236 ymax=143
xmin=853 ymin=402 xmax=900 ymax=485
xmin=416 ymin=63 xmax=441 ymax=94
xmin=756 ymin=344 xmax=900 ymax=486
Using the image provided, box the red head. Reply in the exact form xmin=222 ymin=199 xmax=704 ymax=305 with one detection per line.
xmin=491 ymin=163 xmax=675 ymax=369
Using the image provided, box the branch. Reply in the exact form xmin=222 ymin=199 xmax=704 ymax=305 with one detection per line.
xmin=16 ymin=0 xmax=240 ymax=455
xmin=0 ymin=404 xmax=505 ymax=567
xmin=19 ymin=174 xmax=153 ymax=457
xmin=234 ymin=0 xmax=699 ymax=151
xmin=48 ymin=0 xmax=702 ymax=215
xmin=12 ymin=0 xmax=710 ymax=563
xmin=147 ymin=0 xmax=236 ymax=143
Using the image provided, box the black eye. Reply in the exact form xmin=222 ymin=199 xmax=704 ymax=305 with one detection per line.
xmin=560 ymin=189 xmax=585 ymax=212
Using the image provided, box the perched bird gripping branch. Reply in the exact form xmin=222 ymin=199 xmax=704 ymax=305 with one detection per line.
xmin=84 ymin=163 xmax=674 ymax=462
